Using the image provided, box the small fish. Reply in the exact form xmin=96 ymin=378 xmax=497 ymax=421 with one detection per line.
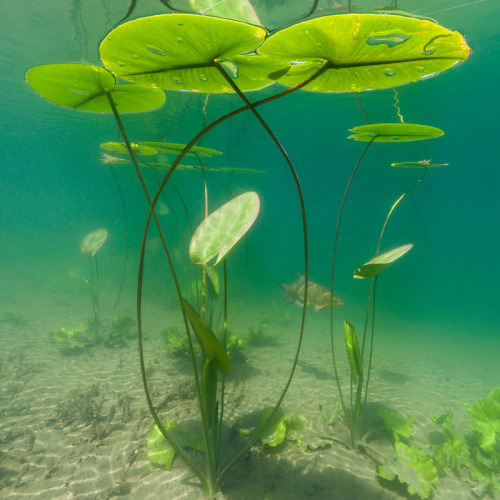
xmin=279 ymin=273 xmax=343 ymax=312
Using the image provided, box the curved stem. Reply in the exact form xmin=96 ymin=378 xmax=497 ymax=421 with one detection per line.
xmin=213 ymin=62 xmax=310 ymax=483
xmin=105 ymin=92 xmax=209 ymax=491
xmin=329 ymin=137 xmax=377 ymax=439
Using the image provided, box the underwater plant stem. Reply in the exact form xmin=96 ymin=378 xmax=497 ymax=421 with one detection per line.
xmin=104 ymin=91 xmax=210 ymax=492
xmin=329 ymin=136 xmax=377 ymax=442
xmin=108 ymin=166 xmax=129 ymax=312
xmin=213 ymin=61 xmax=311 ymax=482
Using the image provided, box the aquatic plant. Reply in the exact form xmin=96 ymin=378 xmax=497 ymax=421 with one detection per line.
xmin=26 ymin=9 xmax=470 ymax=497
xmin=80 ymin=228 xmax=108 ymax=343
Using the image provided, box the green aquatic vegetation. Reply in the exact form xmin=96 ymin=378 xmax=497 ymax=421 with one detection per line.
xmin=378 ymin=407 xmax=416 ymax=442
xmin=378 ymin=440 xmax=438 ymax=499
xmin=162 ymin=326 xmax=190 ymax=356
xmin=53 ymin=326 xmax=91 ymax=351
xmin=106 ymin=315 xmax=136 ymax=347
xmin=27 ymin=9 xmax=470 ymax=498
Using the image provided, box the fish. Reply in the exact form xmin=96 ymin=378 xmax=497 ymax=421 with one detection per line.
xmin=279 ymin=273 xmax=343 ymax=312
xmin=100 ymin=153 xmax=129 ymax=165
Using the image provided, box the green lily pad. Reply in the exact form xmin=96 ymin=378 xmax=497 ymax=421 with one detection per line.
xmin=190 ymin=191 xmax=260 ymax=267
xmin=354 ymin=244 xmax=413 ymax=279
xmin=344 ymin=321 xmax=362 ymax=384
xmin=100 ymin=14 xmax=288 ymax=93
xmin=349 ymin=123 xmax=444 ymax=142
xmin=26 ymin=63 xmax=165 ymax=113
xmin=139 ymin=141 xmax=223 ymax=157
xmin=80 ymin=229 xmax=108 ymax=258
xmin=378 ymin=441 xmax=438 ymax=499
xmin=100 ymin=142 xmax=158 ymax=155
xmin=258 ymin=14 xmax=469 ymax=92
xmin=182 ymin=298 xmax=231 ymax=374
xmin=391 ymin=160 xmax=449 ymax=168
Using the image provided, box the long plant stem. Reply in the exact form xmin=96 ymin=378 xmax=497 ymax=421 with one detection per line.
xmin=329 ymin=137 xmax=376 ymax=444
xmin=134 ymin=65 xmax=328 ymax=495
xmin=104 ymin=91 xmax=209 ymax=492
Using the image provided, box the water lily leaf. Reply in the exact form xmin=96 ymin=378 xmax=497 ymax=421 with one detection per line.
xmin=391 ymin=161 xmax=449 ymax=168
xmin=258 ymin=14 xmax=469 ymax=92
xmin=378 ymin=441 xmax=438 ymax=499
xmin=139 ymin=141 xmax=223 ymax=157
xmin=344 ymin=321 xmax=362 ymax=384
xmin=100 ymin=142 xmax=158 ymax=155
xmin=26 ymin=63 xmax=165 ymax=113
xmin=378 ymin=407 xmax=415 ymax=440
xmin=353 ymin=244 xmax=413 ymax=279
xmin=466 ymin=387 xmax=500 ymax=453
xmin=190 ymin=191 xmax=260 ymax=267
xmin=189 ymin=0 xmax=262 ymax=25
xmin=100 ymin=14 xmax=288 ymax=93
xmin=349 ymin=123 xmax=444 ymax=142
xmin=182 ymin=298 xmax=231 ymax=374
xmin=80 ymin=229 xmax=108 ymax=258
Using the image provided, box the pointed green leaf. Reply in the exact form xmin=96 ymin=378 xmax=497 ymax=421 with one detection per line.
xmin=26 ymin=63 xmax=165 ymax=113
xmin=100 ymin=14 xmax=288 ymax=93
xmin=205 ymin=265 xmax=219 ymax=296
xmin=258 ymin=14 xmax=469 ymax=92
xmin=391 ymin=161 xmax=449 ymax=168
xmin=182 ymin=299 xmax=230 ymax=374
xmin=344 ymin=321 xmax=362 ymax=384
xmin=100 ymin=142 xmax=158 ymax=155
xmin=190 ymin=191 xmax=260 ymax=267
xmin=348 ymin=123 xmax=444 ymax=142
xmin=354 ymin=244 xmax=413 ymax=279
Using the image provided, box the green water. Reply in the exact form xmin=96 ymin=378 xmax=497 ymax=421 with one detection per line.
xmin=1 ymin=1 xmax=499 ymax=499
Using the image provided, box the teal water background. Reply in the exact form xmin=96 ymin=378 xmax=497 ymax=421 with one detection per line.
xmin=1 ymin=0 xmax=499 ymax=343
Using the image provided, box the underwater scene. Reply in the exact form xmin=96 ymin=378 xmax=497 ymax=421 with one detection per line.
xmin=1 ymin=0 xmax=499 ymax=498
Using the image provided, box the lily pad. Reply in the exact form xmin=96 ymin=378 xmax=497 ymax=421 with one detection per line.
xmin=258 ymin=14 xmax=469 ymax=92
xmin=100 ymin=142 xmax=158 ymax=155
xmin=353 ymin=244 xmax=413 ymax=279
xmin=26 ymin=63 xmax=165 ymax=113
xmin=190 ymin=191 xmax=260 ymax=267
xmin=391 ymin=161 xmax=449 ymax=168
xmin=139 ymin=141 xmax=223 ymax=157
xmin=100 ymin=14 xmax=288 ymax=93
xmin=182 ymin=298 xmax=231 ymax=374
xmin=349 ymin=123 xmax=444 ymax=142
xmin=80 ymin=229 xmax=108 ymax=258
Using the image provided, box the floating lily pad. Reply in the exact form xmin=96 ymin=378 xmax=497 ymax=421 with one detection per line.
xmin=100 ymin=14 xmax=288 ymax=93
xmin=258 ymin=14 xmax=469 ymax=92
xmin=100 ymin=142 xmax=158 ymax=155
xmin=349 ymin=123 xmax=444 ymax=142
xmin=80 ymin=229 xmax=108 ymax=258
xmin=353 ymin=244 xmax=413 ymax=279
xmin=26 ymin=63 xmax=165 ymax=113
xmin=391 ymin=161 xmax=449 ymax=168
xmin=190 ymin=191 xmax=260 ymax=267
xmin=139 ymin=142 xmax=223 ymax=157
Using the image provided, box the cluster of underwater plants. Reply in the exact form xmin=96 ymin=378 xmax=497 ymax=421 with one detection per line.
xmin=25 ymin=1 xmax=473 ymax=497
xmin=374 ymin=387 xmax=500 ymax=499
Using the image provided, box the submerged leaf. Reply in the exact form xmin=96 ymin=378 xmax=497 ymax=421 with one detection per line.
xmin=80 ymin=229 xmax=108 ymax=258
xmin=190 ymin=191 xmax=260 ymax=267
xmin=378 ymin=441 xmax=438 ymax=499
xmin=139 ymin=141 xmax=223 ymax=157
xmin=26 ymin=63 xmax=165 ymax=113
xmin=100 ymin=142 xmax=158 ymax=155
xmin=466 ymin=387 xmax=500 ymax=453
xmin=353 ymin=244 xmax=413 ymax=279
xmin=181 ymin=298 xmax=231 ymax=374
xmin=349 ymin=123 xmax=444 ymax=142
xmin=344 ymin=321 xmax=363 ymax=384
xmin=378 ymin=407 xmax=415 ymax=440
xmin=189 ymin=0 xmax=262 ymax=25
